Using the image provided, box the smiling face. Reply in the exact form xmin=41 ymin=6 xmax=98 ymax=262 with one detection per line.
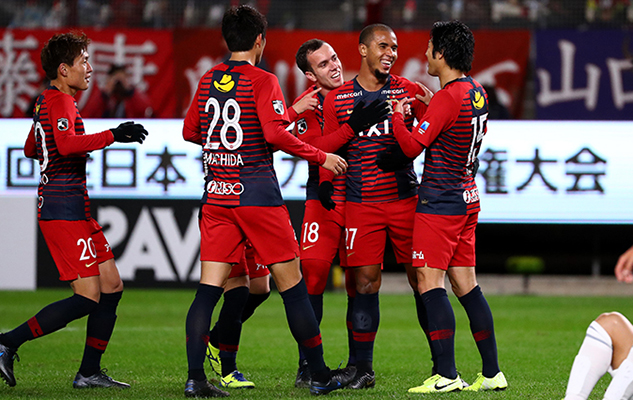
xmin=64 ymin=49 xmax=92 ymax=93
xmin=305 ymin=43 xmax=344 ymax=91
xmin=362 ymin=29 xmax=398 ymax=80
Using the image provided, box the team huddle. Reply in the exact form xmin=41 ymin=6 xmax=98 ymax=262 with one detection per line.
xmin=0 ymin=4 xmax=510 ymax=398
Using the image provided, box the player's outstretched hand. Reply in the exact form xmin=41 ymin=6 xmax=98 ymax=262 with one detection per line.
xmin=318 ymin=181 xmax=335 ymax=211
xmin=376 ymin=144 xmax=414 ymax=172
xmin=394 ymin=97 xmax=414 ymax=115
xmin=346 ymin=99 xmax=390 ymax=133
xmin=322 ymin=153 xmax=347 ymax=176
xmin=415 ymin=81 xmax=434 ymax=105
xmin=292 ymin=87 xmax=322 ymax=115
xmin=615 ymin=244 xmax=633 ymax=283
xmin=111 ymin=121 xmax=148 ymax=144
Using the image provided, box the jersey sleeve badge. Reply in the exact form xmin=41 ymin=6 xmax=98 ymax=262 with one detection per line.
xmin=272 ymin=100 xmax=284 ymax=115
xmin=297 ymin=118 xmax=307 ymax=135
xmin=57 ymin=118 xmax=69 ymax=131
xmin=418 ymin=121 xmax=430 ymax=134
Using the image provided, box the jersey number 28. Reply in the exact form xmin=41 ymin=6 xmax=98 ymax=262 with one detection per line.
xmin=203 ymin=97 xmax=244 ymax=151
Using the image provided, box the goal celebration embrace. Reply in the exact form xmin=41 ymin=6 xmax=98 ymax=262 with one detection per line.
xmin=9 ymin=3 xmax=633 ymax=400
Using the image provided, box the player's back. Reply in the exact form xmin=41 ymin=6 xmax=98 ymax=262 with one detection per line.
xmin=419 ymin=76 xmax=487 ymax=215
xmin=191 ymin=60 xmax=287 ymax=207
xmin=33 ymin=86 xmax=90 ymax=221
xmin=324 ymin=75 xmax=418 ymax=204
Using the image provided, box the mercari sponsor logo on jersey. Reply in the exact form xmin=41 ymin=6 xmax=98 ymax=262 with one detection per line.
xmin=336 ymin=90 xmax=363 ymax=99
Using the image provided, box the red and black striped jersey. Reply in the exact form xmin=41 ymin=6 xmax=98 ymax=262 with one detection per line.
xmin=412 ymin=76 xmax=487 ymax=215
xmin=293 ymin=85 xmax=351 ymax=204
xmin=25 ymin=86 xmax=114 ymax=221
xmin=183 ymin=60 xmax=326 ymax=207
xmin=322 ymin=75 xmax=425 ymax=203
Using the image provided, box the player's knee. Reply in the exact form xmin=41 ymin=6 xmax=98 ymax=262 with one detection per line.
xmin=249 ymin=276 xmax=270 ymax=294
xmin=355 ymin=279 xmax=380 ymax=294
xmin=596 ymin=312 xmax=627 ymax=336
xmin=105 ymin=278 xmax=124 ymax=293
xmin=450 ymin=281 xmax=476 ymax=298
xmin=305 ymin=278 xmax=327 ymax=295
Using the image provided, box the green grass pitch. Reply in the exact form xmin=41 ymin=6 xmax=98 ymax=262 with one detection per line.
xmin=1 ymin=288 xmax=633 ymax=399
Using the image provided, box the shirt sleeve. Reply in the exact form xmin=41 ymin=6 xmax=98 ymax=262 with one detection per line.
xmin=286 ymin=105 xmax=298 ymax=124
xmin=24 ymin=124 xmax=37 ymax=159
xmin=319 ymin=91 xmax=347 ymax=182
xmin=392 ymin=112 xmax=425 ymax=158
xmin=319 ymin=166 xmax=335 ymax=185
xmin=304 ymin=124 xmax=354 ymax=153
xmin=262 ymin=120 xmax=326 ymax=165
xmin=412 ymin=89 xmax=460 ymax=148
xmin=51 ymin=96 xmax=114 ymax=156
xmin=322 ymin=91 xmax=341 ymax=136
xmin=257 ymin=74 xmax=326 ymax=165
xmin=296 ymin=106 xmax=354 ymax=153
xmin=183 ymin=80 xmax=203 ymax=145
xmin=254 ymin=73 xmax=290 ymax=126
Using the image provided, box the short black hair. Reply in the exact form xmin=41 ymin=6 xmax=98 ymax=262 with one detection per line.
xmin=430 ymin=20 xmax=474 ymax=73
xmin=295 ymin=39 xmax=325 ymax=74
xmin=40 ymin=31 xmax=90 ymax=81
xmin=359 ymin=23 xmax=394 ymax=46
xmin=222 ymin=5 xmax=267 ymax=52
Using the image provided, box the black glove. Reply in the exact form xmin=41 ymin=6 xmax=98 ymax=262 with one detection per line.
xmin=346 ymin=99 xmax=390 ymax=133
xmin=376 ymin=144 xmax=414 ymax=172
xmin=318 ymin=181 xmax=336 ymax=211
xmin=111 ymin=121 xmax=148 ymax=144
xmin=471 ymin=157 xmax=480 ymax=176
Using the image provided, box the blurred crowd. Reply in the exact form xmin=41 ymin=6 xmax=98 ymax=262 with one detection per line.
xmin=0 ymin=0 xmax=632 ymax=30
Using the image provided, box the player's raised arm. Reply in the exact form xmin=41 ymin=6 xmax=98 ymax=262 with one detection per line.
xmin=110 ymin=121 xmax=148 ymax=144
xmin=388 ymin=97 xmax=424 ymax=158
xmin=290 ymin=87 xmax=321 ymax=118
xmin=262 ymin=119 xmax=346 ymax=175
xmin=307 ymin=99 xmax=389 ymax=152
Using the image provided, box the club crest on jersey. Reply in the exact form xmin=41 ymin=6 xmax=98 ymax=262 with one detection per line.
xmin=418 ymin=121 xmax=430 ymax=134
xmin=297 ymin=118 xmax=308 ymax=135
xmin=472 ymin=89 xmax=486 ymax=110
xmin=214 ymin=74 xmax=235 ymax=93
xmin=272 ymin=100 xmax=284 ymax=115
xmin=57 ymin=118 xmax=69 ymax=131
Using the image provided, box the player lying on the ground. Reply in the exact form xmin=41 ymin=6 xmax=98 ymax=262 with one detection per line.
xmin=564 ymin=312 xmax=633 ymax=400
